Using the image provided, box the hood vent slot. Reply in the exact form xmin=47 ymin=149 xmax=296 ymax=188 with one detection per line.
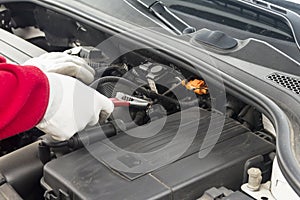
xmin=267 ymin=73 xmax=300 ymax=95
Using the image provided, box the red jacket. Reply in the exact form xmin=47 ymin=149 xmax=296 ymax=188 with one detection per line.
xmin=0 ymin=56 xmax=49 ymax=140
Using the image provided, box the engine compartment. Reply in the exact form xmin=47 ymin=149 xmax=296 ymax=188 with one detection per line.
xmin=37 ymin=46 xmax=275 ymax=200
xmin=0 ymin=2 xmax=278 ymax=200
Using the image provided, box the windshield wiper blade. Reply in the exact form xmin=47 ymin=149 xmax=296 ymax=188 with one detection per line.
xmin=136 ymin=0 xmax=196 ymax=35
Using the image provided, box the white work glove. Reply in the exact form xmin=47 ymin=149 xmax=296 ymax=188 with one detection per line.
xmin=37 ymin=73 xmax=114 ymax=141
xmin=24 ymin=52 xmax=95 ymax=84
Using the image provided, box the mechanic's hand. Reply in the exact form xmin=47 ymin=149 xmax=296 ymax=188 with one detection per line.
xmin=36 ymin=73 xmax=114 ymax=141
xmin=23 ymin=52 xmax=95 ymax=84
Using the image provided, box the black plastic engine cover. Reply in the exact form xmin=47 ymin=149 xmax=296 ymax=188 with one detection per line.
xmin=42 ymin=107 xmax=275 ymax=200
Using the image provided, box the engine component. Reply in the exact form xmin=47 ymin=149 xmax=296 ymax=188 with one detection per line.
xmin=238 ymin=105 xmax=263 ymax=131
xmin=94 ymin=76 xmax=199 ymax=109
xmin=65 ymin=46 xmax=109 ymax=69
xmin=182 ymin=79 xmax=208 ymax=95
xmin=247 ymin=168 xmax=262 ymax=191
xmin=132 ymin=62 xmax=185 ymax=93
xmin=0 ymin=128 xmax=43 ymax=156
xmin=40 ymin=122 xmax=120 ymax=151
xmin=0 ymin=183 xmax=22 ymax=200
xmin=198 ymin=187 xmax=253 ymax=200
xmin=0 ymin=6 xmax=12 ymax=32
xmin=41 ymin=107 xmax=275 ymax=200
xmin=0 ymin=141 xmax=44 ymax=199
xmin=241 ymin=181 xmax=275 ymax=200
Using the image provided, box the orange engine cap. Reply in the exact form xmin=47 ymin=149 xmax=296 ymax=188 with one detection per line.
xmin=182 ymin=79 xmax=208 ymax=95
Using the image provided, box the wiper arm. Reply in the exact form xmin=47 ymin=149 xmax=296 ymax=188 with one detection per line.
xmin=137 ymin=0 xmax=196 ymax=35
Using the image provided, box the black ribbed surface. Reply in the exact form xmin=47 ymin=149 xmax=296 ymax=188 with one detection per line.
xmin=97 ymin=81 xmax=136 ymax=98
xmin=97 ymin=82 xmax=116 ymax=97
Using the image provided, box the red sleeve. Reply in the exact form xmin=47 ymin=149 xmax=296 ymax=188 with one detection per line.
xmin=0 ymin=56 xmax=50 ymax=140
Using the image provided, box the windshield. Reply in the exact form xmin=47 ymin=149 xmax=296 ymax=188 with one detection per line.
xmin=265 ymin=0 xmax=300 ymax=15
xmin=77 ymin=0 xmax=297 ymax=42
xmin=76 ymin=0 xmax=162 ymax=28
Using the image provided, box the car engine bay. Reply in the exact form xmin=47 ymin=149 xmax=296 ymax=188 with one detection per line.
xmin=0 ymin=2 xmax=282 ymax=200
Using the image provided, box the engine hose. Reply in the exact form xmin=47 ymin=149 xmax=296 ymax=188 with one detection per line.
xmin=91 ymin=76 xmax=199 ymax=107
xmin=90 ymin=76 xmax=149 ymax=95
xmin=67 ymin=122 xmax=117 ymax=149
xmin=125 ymin=111 xmax=146 ymax=129
xmin=41 ymin=140 xmax=68 ymax=148
xmin=43 ymin=114 xmax=146 ymax=151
